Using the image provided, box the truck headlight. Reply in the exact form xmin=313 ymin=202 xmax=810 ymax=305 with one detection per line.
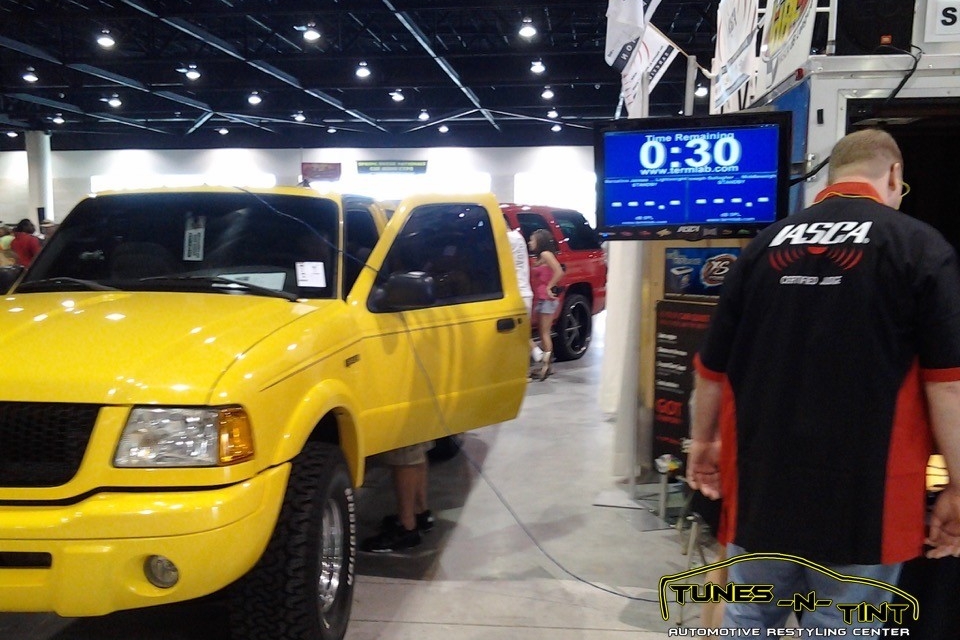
xmin=115 ymin=406 xmax=254 ymax=467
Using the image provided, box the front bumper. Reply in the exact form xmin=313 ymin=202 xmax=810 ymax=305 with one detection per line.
xmin=0 ymin=464 xmax=289 ymax=616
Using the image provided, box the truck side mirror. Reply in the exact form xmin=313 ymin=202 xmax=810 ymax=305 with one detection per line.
xmin=369 ymin=271 xmax=436 ymax=312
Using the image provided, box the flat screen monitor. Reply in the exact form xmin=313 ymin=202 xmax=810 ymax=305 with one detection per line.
xmin=594 ymin=111 xmax=792 ymax=241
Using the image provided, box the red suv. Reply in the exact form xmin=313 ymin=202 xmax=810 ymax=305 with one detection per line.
xmin=501 ymin=204 xmax=607 ymax=361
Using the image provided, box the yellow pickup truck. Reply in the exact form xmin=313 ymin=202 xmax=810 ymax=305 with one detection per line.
xmin=0 ymin=187 xmax=529 ymax=640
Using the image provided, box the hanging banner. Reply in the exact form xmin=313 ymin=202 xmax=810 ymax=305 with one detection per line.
xmin=604 ymin=0 xmax=664 ymax=71
xmin=713 ymin=0 xmax=760 ymax=112
xmin=604 ymin=0 xmax=647 ymax=70
xmin=757 ymin=0 xmax=816 ymax=97
xmin=620 ymin=25 xmax=680 ymax=117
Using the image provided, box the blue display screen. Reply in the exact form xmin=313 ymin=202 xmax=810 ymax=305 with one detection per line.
xmin=596 ymin=115 xmax=790 ymax=240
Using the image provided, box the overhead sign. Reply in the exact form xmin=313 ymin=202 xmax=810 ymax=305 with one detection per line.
xmin=301 ymin=162 xmax=341 ymax=181
xmin=356 ymin=160 xmax=428 ymax=174
xmin=925 ymin=0 xmax=960 ymax=42
xmin=757 ymin=0 xmax=816 ymax=96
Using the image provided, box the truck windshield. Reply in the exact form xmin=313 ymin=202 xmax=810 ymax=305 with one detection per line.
xmin=20 ymin=191 xmax=340 ymax=299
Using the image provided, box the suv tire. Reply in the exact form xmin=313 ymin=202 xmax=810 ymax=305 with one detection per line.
xmin=553 ymin=293 xmax=592 ymax=361
xmin=230 ymin=442 xmax=356 ymax=640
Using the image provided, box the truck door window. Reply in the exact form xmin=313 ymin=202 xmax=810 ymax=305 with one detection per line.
xmin=380 ymin=204 xmax=503 ymax=306
xmin=551 ymin=210 xmax=602 ymax=250
xmin=515 ymin=212 xmax=551 ymax=244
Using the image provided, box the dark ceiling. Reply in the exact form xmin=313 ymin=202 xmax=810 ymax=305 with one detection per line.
xmin=0 ymin=0 xmax=719 ymax=152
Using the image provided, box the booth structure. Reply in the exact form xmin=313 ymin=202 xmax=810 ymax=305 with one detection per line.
xmin=600 ymin=1 xmax=960 ymax=635
xmin=606 ymin=0 xmax=960 ymax=490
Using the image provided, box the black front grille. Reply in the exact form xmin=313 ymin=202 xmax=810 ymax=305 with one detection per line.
xmin=0 ymin=403 xmax=100 ymax=487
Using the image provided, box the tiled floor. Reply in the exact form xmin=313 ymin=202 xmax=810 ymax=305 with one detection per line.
xmin=2 ymin=312 xmax=712 ymax=639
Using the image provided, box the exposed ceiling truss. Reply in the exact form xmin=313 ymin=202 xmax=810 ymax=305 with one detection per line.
xmin=0 ymin=0 xmax=723 ymax=151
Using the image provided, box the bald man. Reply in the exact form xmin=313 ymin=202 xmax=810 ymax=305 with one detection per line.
xmin=687 ymin=129 xmax=960 ymax=630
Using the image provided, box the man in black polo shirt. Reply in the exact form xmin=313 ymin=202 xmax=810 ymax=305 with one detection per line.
xmin=688 ymin=128 xmax=960 ymax=630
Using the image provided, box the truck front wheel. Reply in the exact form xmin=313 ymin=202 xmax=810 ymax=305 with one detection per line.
xmin=230 ymin=442 xmax=356 ymax=640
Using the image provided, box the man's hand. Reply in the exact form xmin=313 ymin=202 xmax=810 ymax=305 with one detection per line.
xmin=926 ymin=485 xmax=960 ymax=558
xmin=686 ymin=438 xmax=721 ymax=500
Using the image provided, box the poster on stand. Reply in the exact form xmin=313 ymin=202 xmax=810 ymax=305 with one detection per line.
xmin=652 ymin=300 xmax=716 ymax=469
xmin=664 ymin=247 xmax=740 ymax=299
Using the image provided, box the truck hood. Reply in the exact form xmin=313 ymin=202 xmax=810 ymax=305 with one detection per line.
xmin=0 ymin=291 xmax=322 ymax=405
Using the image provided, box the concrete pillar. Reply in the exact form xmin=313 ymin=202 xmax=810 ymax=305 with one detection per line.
xmin=25 ymin=130 xmax=54 ymax=225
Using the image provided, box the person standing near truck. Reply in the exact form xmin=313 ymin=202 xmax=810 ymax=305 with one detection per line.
xmin=528 ymin=228 xmax=564 ymax=380
xmin=688 ymin=128 xmax=960 ymax=630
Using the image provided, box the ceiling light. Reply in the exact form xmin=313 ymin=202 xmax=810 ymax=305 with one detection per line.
xmin=530 ymin=59 xmax=546 ymax=74
xmin=327 ymin=126 xmax=337 ymax=134
xmin=293 ymin=111 xmax=306 ymax=122
xmin=302 ymin=24 xmax=321 ymax=42
xmin=438 ymin=124 xmax=449 ymax=133
xmin=51 ymin=114 xmax=65 ymax=125
xmin=177 ymin=64 xmax=201 ymax=81
xmin=518 ymin=18 xmax=537 ymax=39
xmin=541 ymin=86 xmax=554 ymax=100
xmin=355 ymin=61 xmax=371 ymax=78
xmin=390 ymin=89 xmax=404 ymax=102
xmin=6 ymin=132 xmax=18 ymax=138
xmin=248 ymin=91 xmax=262 ymax=105
xmin=418 ymin=109 xmax=430 ymax=121
xmin=551 ymin=124 xmax=562 ymax=133
xmin=695 ymin=85 xmax=709 ymax=98
xmin=218 ymin=128 xmax=229 ymax=135
xmin=101 ymin=94 xmax=122 ymax=108
xmin=547 ymin=109 xmax=558 ymax=119
xmin=97 ymin=29 xmax=115 ymax=48
xmin=22 ymin=67 xmax=38 ymax=83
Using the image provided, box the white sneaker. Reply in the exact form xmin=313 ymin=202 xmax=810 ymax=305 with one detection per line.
xmin=531 ymin=346 xmax=544 ymax=362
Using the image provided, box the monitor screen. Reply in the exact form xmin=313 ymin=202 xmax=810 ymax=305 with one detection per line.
xmin=595 ymin=111 xmax=793 ymax=241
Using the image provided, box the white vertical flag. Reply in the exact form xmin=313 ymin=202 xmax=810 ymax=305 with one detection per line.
xmin=620 ymin=25 xmax=680 ymax=117
xmin=604 ymin=0 xmax=647 ymax=71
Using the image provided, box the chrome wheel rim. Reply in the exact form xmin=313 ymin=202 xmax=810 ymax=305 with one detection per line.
xmin=317 ymin=496 xmax=344 ymax=614
xmin=563 ymin=300 xmax=591 ymax=355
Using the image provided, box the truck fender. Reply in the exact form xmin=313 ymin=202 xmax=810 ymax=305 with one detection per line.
xmin=272 ymin=378 xmax=366 ymax=486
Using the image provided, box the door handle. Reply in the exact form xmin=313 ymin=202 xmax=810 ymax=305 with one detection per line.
xmin=496 ymin=317 xmax=517 ymax=332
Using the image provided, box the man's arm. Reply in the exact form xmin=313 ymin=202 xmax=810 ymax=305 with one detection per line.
xmin=687 ymin=371 xmax=723 ymax=500
xmin=923 ymin=379 xmax=960 ymax=558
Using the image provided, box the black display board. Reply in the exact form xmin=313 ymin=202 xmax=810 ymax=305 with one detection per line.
xmin=653 ymin=300 xmax=716 ymax=468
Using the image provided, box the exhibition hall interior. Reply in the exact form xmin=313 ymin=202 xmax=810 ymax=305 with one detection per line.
xmin=1 ymin=1 xmax=959 ymax=639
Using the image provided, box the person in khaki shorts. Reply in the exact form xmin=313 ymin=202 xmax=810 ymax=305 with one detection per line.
xmin=361 ymin=441 xmax=436 ymax=552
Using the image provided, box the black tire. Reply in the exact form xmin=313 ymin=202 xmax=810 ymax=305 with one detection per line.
xmin=553 ymin=293 xmax=592 ymax=361
xmin=230 ymin=443 xmax=356 ymax=640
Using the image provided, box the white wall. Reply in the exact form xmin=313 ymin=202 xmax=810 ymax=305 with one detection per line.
xmin=0 ymin=151 xmax=28 ymax=226
xmin=0 ymin=145 xmax=595 ymax=225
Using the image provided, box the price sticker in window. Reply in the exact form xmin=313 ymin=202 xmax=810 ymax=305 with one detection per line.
xmin=183 ymin=215 xmax=206 ymax=262
xmin=295 ymin=262 xmax=326 ymax=288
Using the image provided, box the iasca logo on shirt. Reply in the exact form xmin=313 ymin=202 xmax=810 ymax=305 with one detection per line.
xmin=767 ymin=221 xmax=872 ymax=271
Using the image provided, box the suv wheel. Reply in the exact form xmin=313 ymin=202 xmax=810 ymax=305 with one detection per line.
xmin=553 ymin=293 xmax=592 ymax=361
xmin=230 ymin=442 xmax=356 ymax=640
